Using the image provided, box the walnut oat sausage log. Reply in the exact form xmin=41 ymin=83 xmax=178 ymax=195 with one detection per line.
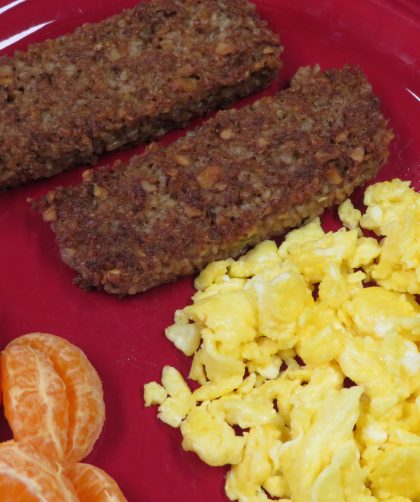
xmin=39 ymin=66 xmax=393 ymax=295
xmin=0 ymin=0 xmax=281 ymax=188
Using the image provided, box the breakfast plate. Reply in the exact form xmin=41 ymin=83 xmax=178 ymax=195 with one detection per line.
xmin=0 ymin=0 xmax=419 ymax=500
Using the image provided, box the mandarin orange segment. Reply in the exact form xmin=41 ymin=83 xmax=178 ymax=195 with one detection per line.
xmin=8 ymin=332 xmax=105 ymax=464
xmin=65 ymin=463 xmax=128 ymax=502
xmin=1 ymin=345 xmax=69 ymax=461
xmin=0 ymin=440 xmax=79 ymax=502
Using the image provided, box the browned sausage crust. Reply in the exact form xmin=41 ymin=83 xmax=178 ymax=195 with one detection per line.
xmin=0 ymin=0 xmax=281 ymax=188
xmin=39 ymin=66 xmax=393 ymax=295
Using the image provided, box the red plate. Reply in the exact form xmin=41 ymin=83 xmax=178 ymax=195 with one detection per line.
xmin=0 ymin=1 xmax=419 ymax=500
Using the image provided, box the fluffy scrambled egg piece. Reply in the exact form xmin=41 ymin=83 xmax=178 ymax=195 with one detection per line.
xmin=144 ymin=179 xmax=420 ymax=502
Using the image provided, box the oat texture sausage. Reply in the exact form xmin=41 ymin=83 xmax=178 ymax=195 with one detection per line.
xmin=0 ymin=0 xmax=281 ymax=188
xmin=39 ymin=66 xmax=393 ymax=295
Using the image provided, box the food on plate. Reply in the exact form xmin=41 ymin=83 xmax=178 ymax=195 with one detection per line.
xmin=0 ymin=440 xmax=79 ymax=501
xmin=1 ymin=344 xmax=70 ymax=461
xmin=144 ymin=179 xmax=420 ymax=502
xmin=39 ymin=65 xmax=393 ymax=296
xmin=65 ymin=463 xmax=128 ymax=502
xmin=1 ymin=333 xmax=105 ymax=463
xmin=354 ymin=179 xmax=420 ymax=294
xmin=7 ymin=333 xmax=105 ymax=464
xmin=0 ymin=333 xmax=127 ymax=500
xmin=0 ymin=0 xmax=281 ymax=189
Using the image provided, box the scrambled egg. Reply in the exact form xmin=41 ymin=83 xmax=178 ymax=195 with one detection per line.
xmin=144 ymin=179 xmax=420 ymax=502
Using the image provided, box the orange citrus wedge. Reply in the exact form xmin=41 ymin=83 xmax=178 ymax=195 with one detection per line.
xmin=1 ymin=345 xmax=69 ymax=461
xmin=7 ymin=333 xmax=105 ymax=464
xmin=65 ymin=463 xmax=128 ymax=502
xmin=0 ymin=440 xmax=78 ymax=501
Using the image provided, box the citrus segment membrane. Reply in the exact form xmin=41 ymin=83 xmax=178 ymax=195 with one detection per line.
xmin=2 ymin=345 xmax=69 ymax=461
xmin=0 ymin=440 xmax=78 ymax=502
xmin=66 ymin=462 xmax=128 ymax=502
xmin=8 ymin=333 xmax=105 ymax=464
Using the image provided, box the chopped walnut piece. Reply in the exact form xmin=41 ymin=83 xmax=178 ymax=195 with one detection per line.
xmin=215 ymin=182 xmax=228 ymax=192
xmin=197 ymin=165 xmax=221 ymax=189
xmin=183 ymin=204 xmax=202 ymax=217
xmin=325 ymin=168 xmax=343 ymax=185
xmin=82 ymin=169 xmax=94 ymax=182
xmin=104 ymin=269 xmax=121 ymax=284
xmin=215 ymin=42 xmax=236 ymax=56
xmin=263 ymin=46 xmax=276 ymax=54
xmin=220 ymin=128 xmax=235 ymax=140
xmin=0 ymin=65 xmax=13 ymax=85
xmin=45 ymin=191 xmax=56 ymax=204
xmin=175 ymin=155 xmax=191 ymax=167
xmin=335 ymin=131 xmax=349 ymax=143
xmin=43 ymin=207 xmax=57 ymax=222
xmin=141 ymin=181 xmax=156 ymax=193
xmin=93 ymin=184 xmax=108 ymax=199
xmin=62 ymin=248 xmax=76 ymax=259
xmin=350 ymin=146 xmax=365 ymax=163
xmin=257 ymin=137 xmax=269 ymax=147
xmin=173 ymin=77 xmax=198 ymax=92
